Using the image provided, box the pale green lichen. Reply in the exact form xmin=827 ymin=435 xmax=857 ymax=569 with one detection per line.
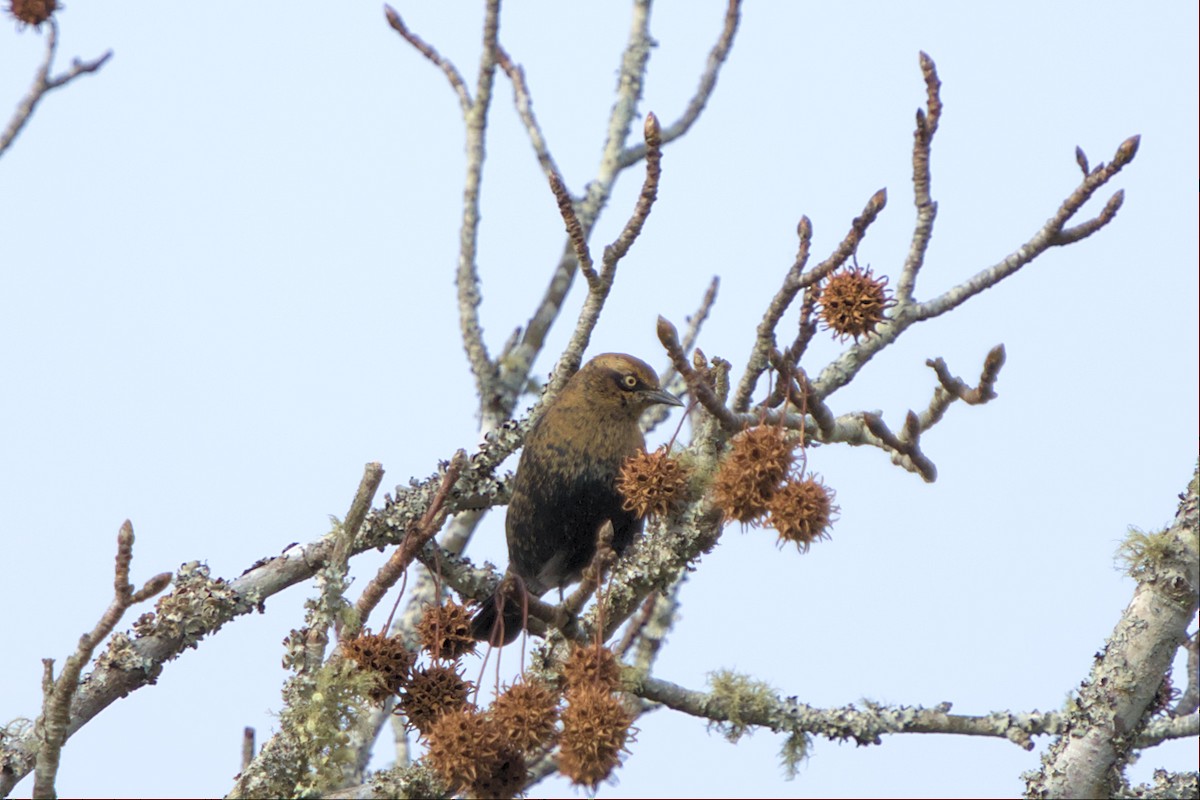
xmin=278 ymin=658 xmax=377 ymax=795
xmin=707 ymin=669 xmax=777 ymax=742
xmin=1117 ymin=527 xmax=1177 ymax=579
xmin=779 ymin=730 xmax=811 ymax=780
xmin=366 ymin=761 xmax=449 ymax=799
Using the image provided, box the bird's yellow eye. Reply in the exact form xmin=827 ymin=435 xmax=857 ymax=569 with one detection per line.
xmin=621 ymin=374 xmax=638 ymax=390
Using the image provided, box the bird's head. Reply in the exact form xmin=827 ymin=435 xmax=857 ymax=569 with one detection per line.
xmin=567 ymin=353 xmax=684 ymax=417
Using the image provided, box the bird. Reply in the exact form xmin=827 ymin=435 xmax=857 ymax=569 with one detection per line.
xmin=471 ymin=353 xmax=683 ymax=646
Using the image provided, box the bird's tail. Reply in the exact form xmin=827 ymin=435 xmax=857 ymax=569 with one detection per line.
xmin=469 ymin=589 xmax=527 ymax=647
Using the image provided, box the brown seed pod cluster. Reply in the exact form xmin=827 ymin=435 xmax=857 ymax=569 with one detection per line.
xmin=340 ymin=631 xmax=414 ymax=703
xmin=765 ymin=475 xmax=837 ymax=552
xmin=7 ymin=0 xmax=56 ymax=28
xmin=616 ymin=445 xmax=692 ymax=518
xmin=817 ymin=264 xmax=893 ymax=342
xmin=417 ymin=675 xmax=565 ymax=798
xmin=711 ymin=426 xmax=796 ymax=523
xmin=710 ymin=424 xmax=838 ymax=552
xmin=416 ymin=600 xmax=477 ymax=661
xmin=557 ymin=642 xmax=634 ymax=788
xmin=425 ymin=707 xmax=527 ymax=799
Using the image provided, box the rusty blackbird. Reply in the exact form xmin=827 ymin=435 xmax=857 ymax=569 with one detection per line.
xmin=471 ymin=353 xmax=683 ymax=646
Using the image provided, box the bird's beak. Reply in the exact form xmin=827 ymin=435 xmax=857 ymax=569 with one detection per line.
xmin=642 ymin=387 xmax=684 ymax=407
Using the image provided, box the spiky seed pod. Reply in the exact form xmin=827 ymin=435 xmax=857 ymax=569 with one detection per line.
xmin=558 ymin=684 xmax=636 ymax=788
xmin=7 ymin=0 xmax=56 ymax=28
xmin=817 ymin=265 xmax=893 ymax=342
xmin=562 ymin=642 xmax=622 ymax=694
xmin=398 ymin=663 xmax=474 ymax=736
xmin=711 ymin=426 xmax=795 ymax=524
xmin=711 ymin=463 xmax=770 ymax=524
xmin=471 ymin=746 xmax=528 ymax=800
xmin=426 ymin=707 xmax=529 ymax=799
xmin=340 ymin=632 xmax=414 ymax=703
xmin=489 ymin=680 xmax=561 ymax=752
xmin=616 ymin=445 xmax=692 ymax=518
xmin=416 ymin=601 xmax=477 ymax=661
xmin=766 ymin=475 xmax=838 ymax=553
xmin=424 ymin=707 xmax=499 ymax=793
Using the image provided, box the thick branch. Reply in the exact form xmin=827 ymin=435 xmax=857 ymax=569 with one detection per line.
xmin=0 ymin=425 xmax=520 ymax=796
xmin=1030 ymin=464 xmax=1199 ymax=798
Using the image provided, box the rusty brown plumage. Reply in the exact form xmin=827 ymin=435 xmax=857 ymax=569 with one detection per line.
xmin=471 ymin=353 xmax=682 ymax=646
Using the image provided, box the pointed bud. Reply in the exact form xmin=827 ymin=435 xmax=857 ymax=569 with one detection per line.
xmin=644 ymin=112 xmax=661 ymax=146
xmin=1113 ymin=135 xmax=1140 ymax=167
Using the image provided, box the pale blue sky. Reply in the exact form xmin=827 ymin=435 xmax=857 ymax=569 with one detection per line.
xmin=1 ymin=2 xmax=1197 ymax=797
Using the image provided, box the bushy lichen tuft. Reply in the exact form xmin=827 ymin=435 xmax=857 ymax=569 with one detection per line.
xmin=707 ymin=670 xmax=778 ymax=742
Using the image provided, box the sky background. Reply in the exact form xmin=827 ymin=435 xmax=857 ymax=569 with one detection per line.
xmin=1 ymin=2 xmax=1197 ymax=798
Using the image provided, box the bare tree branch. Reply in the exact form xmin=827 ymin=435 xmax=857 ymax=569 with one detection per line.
xmin=737 ymin=189 xmax=887 ymax=410
xmin=1029 ymin=464 xmax=1199 ymax=798
xmin=618 ymin=0 xmax=742 ymax=167
xmin=732 ymin=215 xmax=813 ymax=412
xmin=657 ymin=315 xmax=740 ymax=432
xmin=31 ymin=522 xmax=170 ymax=799
xmin=496 ymin=45 xmax=561 ymax=185
xmin=383 ymin=5 xmax=471 ymax=114
xmin=638 ymin=674 xmax=1198 ymax=756
xmin=895 ymin=51 xmax=942 ymax=304
xmin=546 ymin=112 xmax=664 ymax=398
xmin=912 ymin=136 xmax=1138 ymax=321
xmin=1 ymin=21 xmax=112 ymax=160
xmin=352 ymin=452 xmax=465 ymax=635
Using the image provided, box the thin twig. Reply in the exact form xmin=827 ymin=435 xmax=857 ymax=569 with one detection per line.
xmin=382 ymin=5 xmax=471 ymax=114
xmin=548 ymin=172 xmax=596 ymax=285
xmin=323 ymin=462 xmax=384 ymax=641
xmin=240 ymin=728 xmax=255 ymax=773
xmin=733 ymin=214 xmax=813 ymax=411
xmin=494 ymin=0 xmax=658 ymax=419
xmin=454 ymin=0 xmax=504 ymax=409
xmin=353 ymin=452 xmax=467 ymax=631
xmin=912 ymin=136 xmax=1138 ymax=321
xmin=737 ymin=188 xmax=887 ymax=411
xmin=1173 ymin=632 xmax=1199 ymax=717
xmin=618 ymin=0 xmax=743 ymax=167
xmin=496 ymin=45 xmax=561 ymax=184
xmin=925 ymin=345 xmax=1005 ymax=405
xmin=647 ymin=276 xmax=720 ymax=431
xmin=547 ymin=112 xmax=665 ymax=398
xmin=895 ymin=52 xmax=942 ymax=304
xmin=1 ymin=21 xmax=113 ymax=159
xmin=657 ymin=315 xmax=740 ymax=432
xmin=862 ymin=412 xmax=937 ymax=482
xmin=32 ymin=522 xmax=170 ymax=799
